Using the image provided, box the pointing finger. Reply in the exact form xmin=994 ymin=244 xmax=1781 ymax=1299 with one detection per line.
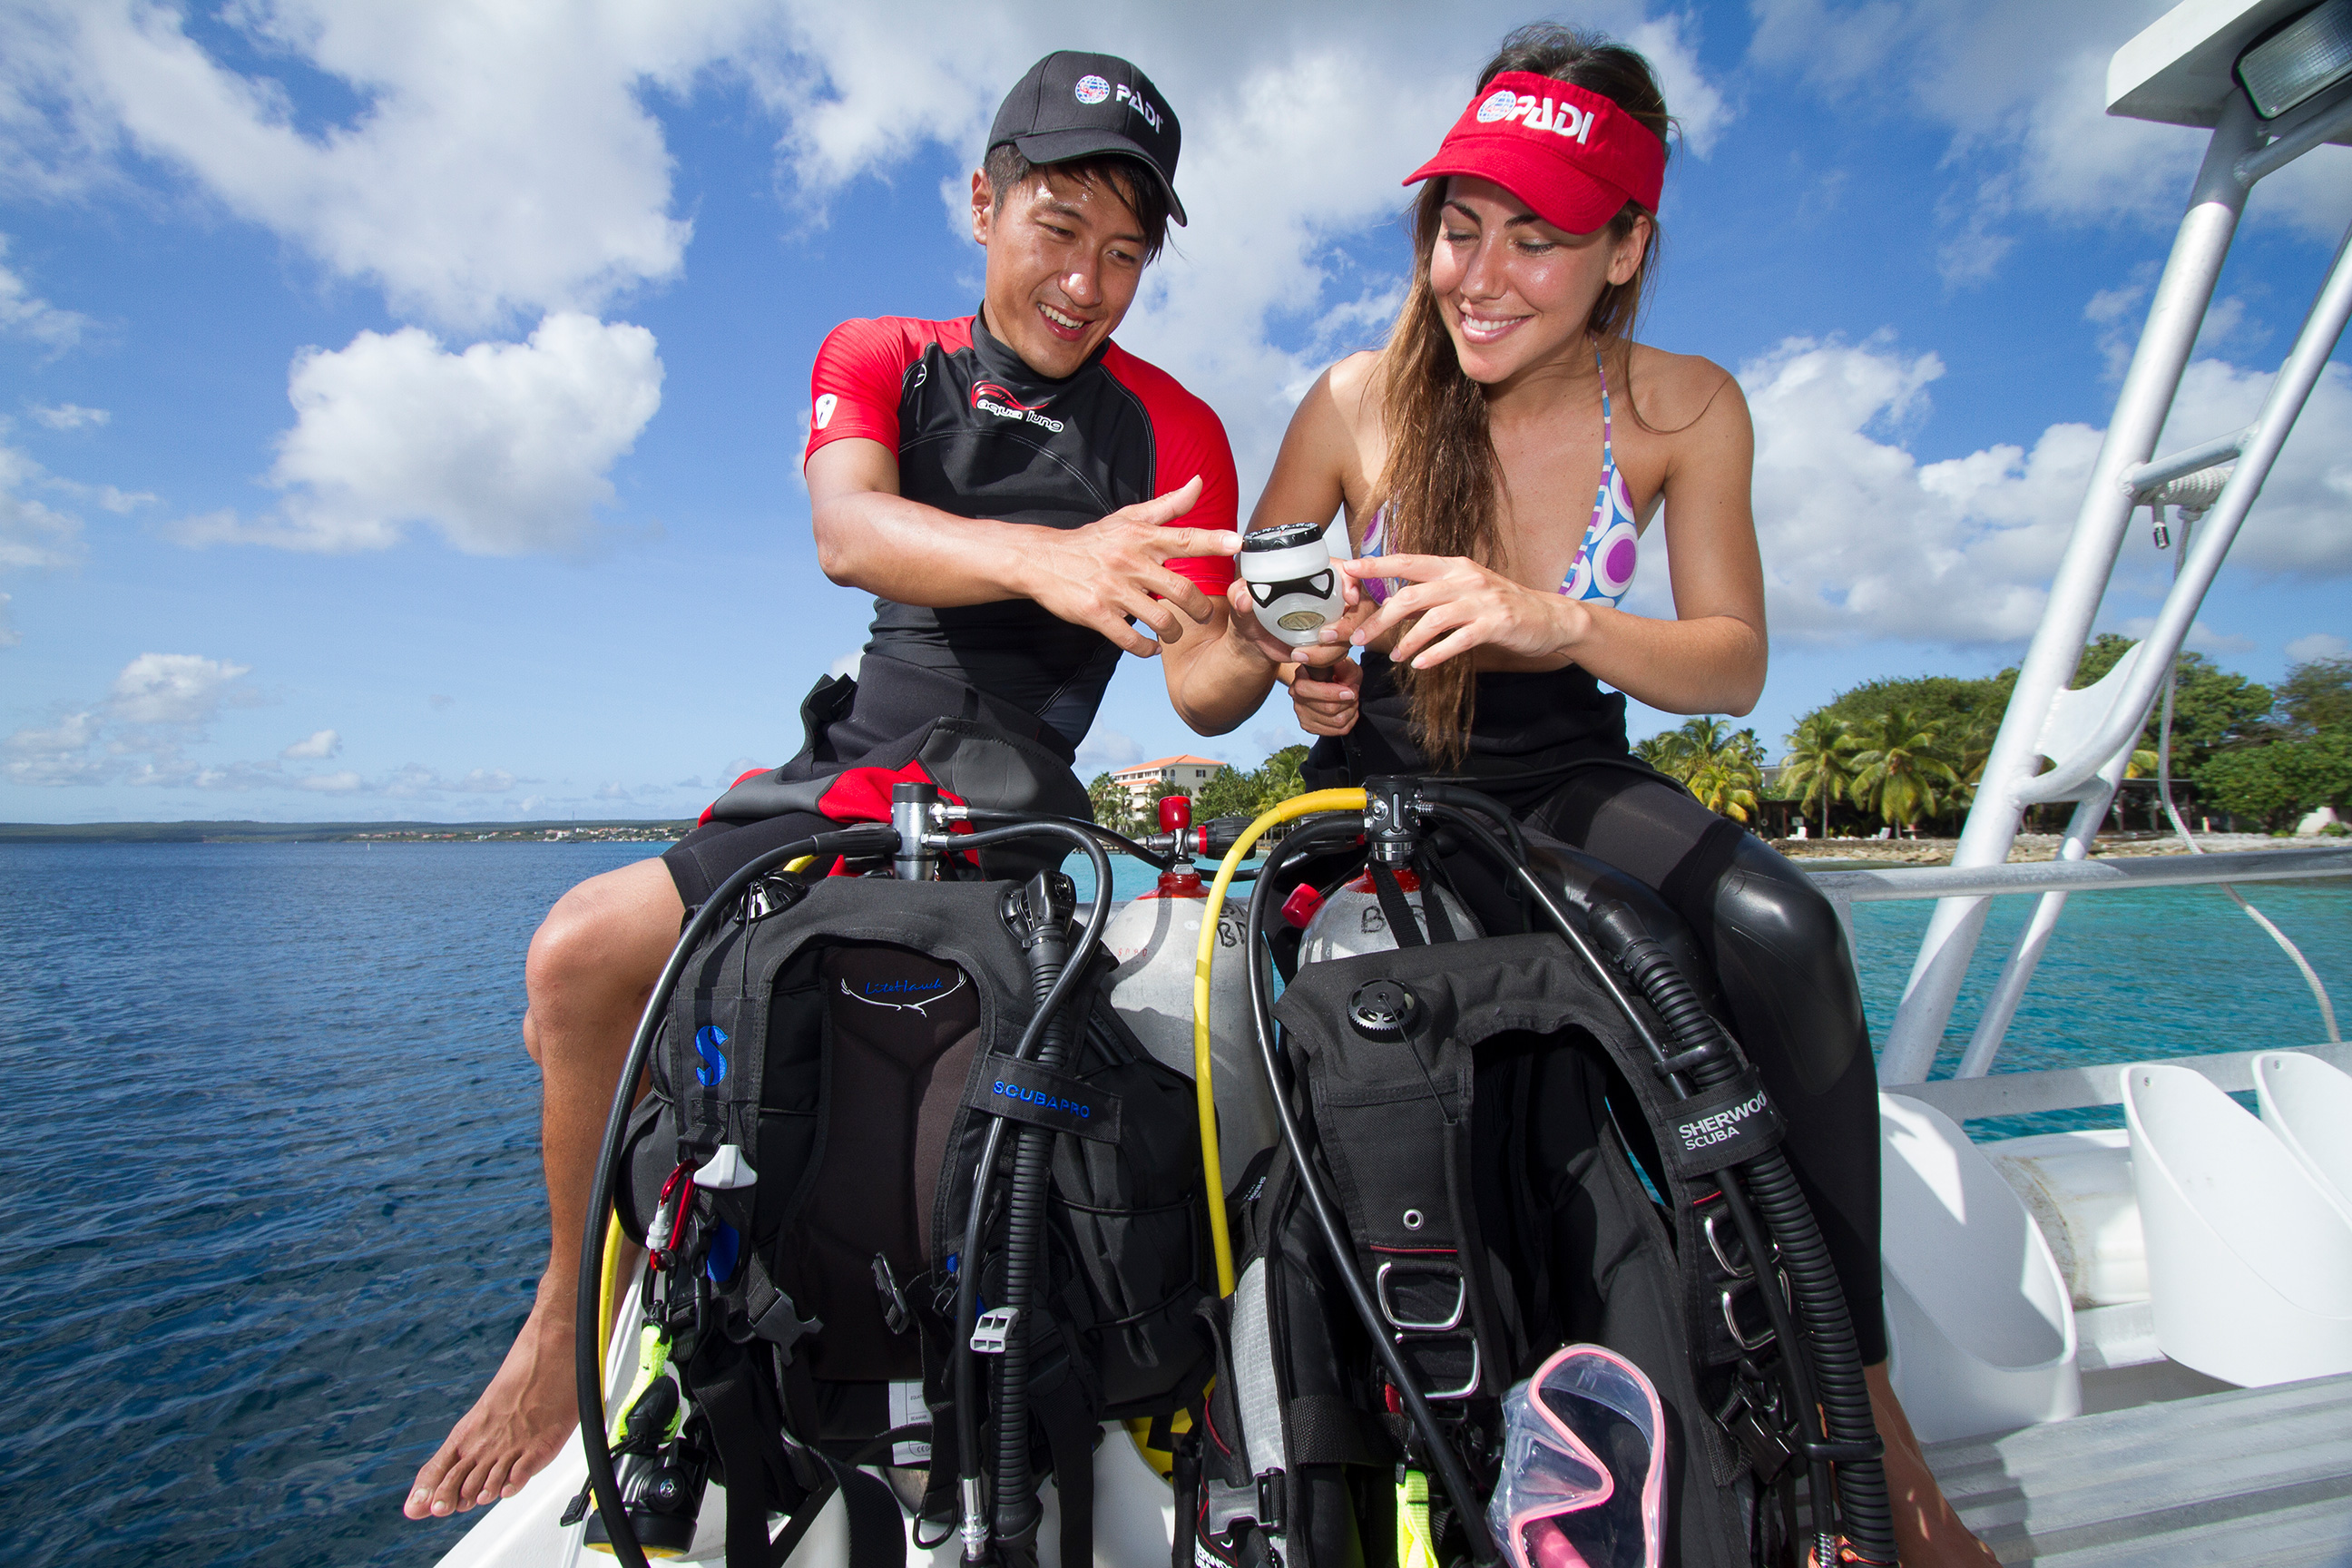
xmin=1129 ymin=475 xmax=1205 ymax=525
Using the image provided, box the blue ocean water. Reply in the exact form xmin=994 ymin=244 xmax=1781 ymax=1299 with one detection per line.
xmin=0 ymin=840 xmax=2343 ymax=1567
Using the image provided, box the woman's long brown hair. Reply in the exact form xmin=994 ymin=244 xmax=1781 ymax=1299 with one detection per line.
xmin=1369 ymin=25 xmax=1672 ymax=764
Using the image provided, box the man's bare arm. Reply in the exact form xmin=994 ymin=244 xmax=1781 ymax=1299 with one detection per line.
xmin=808 ymin=438 xmax=1241 ymax=658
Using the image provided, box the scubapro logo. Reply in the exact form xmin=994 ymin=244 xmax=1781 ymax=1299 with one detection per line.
xmin=972 ymin=380 xmax=1067 ymax=435
xmin=694 ymin=1024 xmax=729 ymax=1088
xmin=1075 ymin=74 xmax=1111 ymax=105
xmin=994 ymin=1080 xmax=1091 ymax=1120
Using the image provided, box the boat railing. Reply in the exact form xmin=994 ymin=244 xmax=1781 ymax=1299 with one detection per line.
xmin=1808 ymin=842 xmax=2352 ymax=1113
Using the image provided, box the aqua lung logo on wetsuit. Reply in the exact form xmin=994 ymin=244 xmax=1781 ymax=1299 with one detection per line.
xmin=972 ymin=380 xmax=1067 ymax=436
xmin=1475 ymin=87 xmax=1598 ymax=144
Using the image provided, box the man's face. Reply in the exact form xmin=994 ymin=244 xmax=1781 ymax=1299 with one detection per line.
xmin=970 ymin=165 xmax=1148 ymax=378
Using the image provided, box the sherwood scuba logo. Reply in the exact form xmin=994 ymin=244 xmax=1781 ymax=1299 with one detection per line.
xmin=840 ymin=975 xmax=967 ymax=1016
xmin=1475 ymin=87 xmax=1596 ymax=144
xmin=990 ymin=1078 xmax=1094 ymax=1121
xmin=972 ymin=380 xmax=1067 ymax=435
xmin=1679 ymin=1090 xmax=1770 ymax=1152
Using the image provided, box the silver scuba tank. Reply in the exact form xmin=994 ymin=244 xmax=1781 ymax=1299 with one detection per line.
xmin=1103 ymin=801 xmax=1279 ymax=1192
xmin=1292 ymin=865 xmax=1482 ymax=965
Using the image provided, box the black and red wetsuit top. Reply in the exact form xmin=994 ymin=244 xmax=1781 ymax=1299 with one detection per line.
xmin=804 ymin=312 xmax=1239 ymax=748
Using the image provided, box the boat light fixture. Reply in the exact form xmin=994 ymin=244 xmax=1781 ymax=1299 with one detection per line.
xmin=2236 ymin=0 xmax=2352 ymax=119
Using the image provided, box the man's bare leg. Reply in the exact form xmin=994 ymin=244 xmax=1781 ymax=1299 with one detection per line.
xmin=406 ymin=857 xmax=684 ymax=1520
xmin=1869 ymin=1361 xmax=2002 ymax=1566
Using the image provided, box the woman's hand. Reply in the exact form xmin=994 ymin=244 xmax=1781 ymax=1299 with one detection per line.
xmin=1222 ymin=578 xmax=1372 ymax=671
xmin=1289 ymin=653 xmax=1362 ymax=737
xmin=1339 ymin=554 xmax=1589 ymax=671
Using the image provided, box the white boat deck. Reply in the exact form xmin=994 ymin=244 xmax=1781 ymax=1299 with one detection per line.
xmin=1926 ymin=1369 xmax=2352 ymax=1564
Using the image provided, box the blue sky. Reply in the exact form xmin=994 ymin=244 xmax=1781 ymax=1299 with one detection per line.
xmin=2 ymin=0 xmax=2347 ymax=823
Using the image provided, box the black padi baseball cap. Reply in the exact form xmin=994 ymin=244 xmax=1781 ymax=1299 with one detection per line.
xmin=988 ymin=52 xmax=1187 ymax=225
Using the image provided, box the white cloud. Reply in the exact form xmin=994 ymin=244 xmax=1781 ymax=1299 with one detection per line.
xmin=1075 ymin=725 xmax=1142 ymax=774
xmin=282 ymin=728 xmax=340 ymax=759
xmin=109 ymin=652 xmax=253 ymax=725
xmin=0 ymin=235 xmax=90 ymax=349
xmin=1735 ymin=334 xmax=2352 ymax=648
xmin=0 ymin=2 xmax=758 ymax=329
xmin=174 ymin=312 xmax=662 ymax=554
xmin=2285 ymin=632 xmax=2348 ymax=663
xmin=30 ymin=402 xmax=107 ymax=429
xmin=1749 ymin=0 xmax=2352 ymax=270
xmin=0 ymin=436 xmax=83 ymax=641
xmin=2116 ymin=615 xmax=2256 ymax=655
xmin=827 ymin=648 xmax=863 ymax=680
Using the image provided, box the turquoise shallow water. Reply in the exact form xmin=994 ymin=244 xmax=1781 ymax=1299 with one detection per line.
xmin=0 ymin=841 xmax=2342 ymax=1566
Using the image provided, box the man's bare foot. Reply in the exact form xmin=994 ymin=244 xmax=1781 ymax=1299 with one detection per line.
xmin=405 ymin=1280 xmax=579 ymax=1520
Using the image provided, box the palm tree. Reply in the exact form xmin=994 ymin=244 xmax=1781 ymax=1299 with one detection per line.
xmin=1848 ymin=707 xmax=1963 ymax=830
xmin=1639 ymin=717 xmax=1762 ymax=821
xmin=1779 ymin=713 xmax=1857 ymax=838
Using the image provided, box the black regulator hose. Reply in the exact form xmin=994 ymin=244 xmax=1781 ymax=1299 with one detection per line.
xmin=936 ymin=821 xmax=1112 ymax=1565
xmin=575 ymin=822 xmax=897 ymax=1568
xmin=1241 ymin=812 xmax=1503 ymax=1568
xmin=990 ymin=877 xmax=1075 ymax=1552
xmin=1424 ymin=789 xmax=1895 ymax=1567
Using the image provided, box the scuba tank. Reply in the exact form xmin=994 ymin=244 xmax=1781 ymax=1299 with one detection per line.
xmin=1105 ymin=795 xmax=1275 ymax=1191
xmin=1293 ymin=863 xmax=1482 ymax=965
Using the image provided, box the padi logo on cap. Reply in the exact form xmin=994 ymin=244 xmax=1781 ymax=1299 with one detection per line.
xmin=1075 ymin=74 xmax=1112 ymax=105
xmin=1475 ymin=87 xmax=1596 ymax=145
xmin=1113 ymin=80 xmax=1164 ymax=132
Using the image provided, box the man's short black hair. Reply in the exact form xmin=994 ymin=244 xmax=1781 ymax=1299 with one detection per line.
xmin=984 ymin=144 xmax=1172 ymax=263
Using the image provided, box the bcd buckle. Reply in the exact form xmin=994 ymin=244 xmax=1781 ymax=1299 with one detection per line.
xmin=1204 ymin=1471 xmax=1286 ymax=1541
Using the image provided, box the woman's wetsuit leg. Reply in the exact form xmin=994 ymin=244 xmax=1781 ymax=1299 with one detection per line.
xmin=1527 ymin=769 xmax=1887 ymax=1364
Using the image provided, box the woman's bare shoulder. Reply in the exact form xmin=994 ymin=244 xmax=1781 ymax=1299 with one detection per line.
xmin=1624 ymin=342 xmax=1747 ymax=433
xmin=1325 ymin=348 xmax=1386 ymax=423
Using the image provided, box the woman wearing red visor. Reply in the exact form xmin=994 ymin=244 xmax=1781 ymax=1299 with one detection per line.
xmin=1253 ymin=24 xmax=1995 ymax=1567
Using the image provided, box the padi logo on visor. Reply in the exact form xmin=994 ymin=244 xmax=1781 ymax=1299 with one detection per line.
xmin=972 ymin=380 xmax=1067 ymax=435
xmin=1475 ymin=86 xmax=1596 ymax=145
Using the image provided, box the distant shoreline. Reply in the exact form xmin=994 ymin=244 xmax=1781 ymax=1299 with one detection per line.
xmin=0 ymin=818 xmax=694 ymax=845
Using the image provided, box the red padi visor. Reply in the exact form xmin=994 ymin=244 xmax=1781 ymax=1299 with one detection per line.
xmin=1403 ymin=72 xmax=1665 ymax=235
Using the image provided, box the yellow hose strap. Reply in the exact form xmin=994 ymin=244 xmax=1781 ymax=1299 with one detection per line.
xmin=784 ymin=854 xmax=817 ymax=875
xmin=1195 ymin=788 xmax=1367 ymax=1294
xmin=1397 ymin=1468 xmax=1441 ymax=1568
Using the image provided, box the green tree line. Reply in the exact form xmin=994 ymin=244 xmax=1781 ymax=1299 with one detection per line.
xmin=1765 ymin=641 xmax=2350 ymax=836
xmin=1087 ymin=744 xmax=1310 ymax=835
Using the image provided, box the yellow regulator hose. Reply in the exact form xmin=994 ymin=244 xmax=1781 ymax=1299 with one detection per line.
xmin=1194 ymin=788 xmax=1367 ymax=1294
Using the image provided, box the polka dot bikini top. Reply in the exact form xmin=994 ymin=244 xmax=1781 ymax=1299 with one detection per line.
xmin=1358 ymin=344 xmax=1640 ymax=608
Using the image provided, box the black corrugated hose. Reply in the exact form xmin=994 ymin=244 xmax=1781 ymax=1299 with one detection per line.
xmin=989 ymin=875 xmax=1076 ymax=1554
xmin=1585 ymin=904 xmax=1897 ymax=1567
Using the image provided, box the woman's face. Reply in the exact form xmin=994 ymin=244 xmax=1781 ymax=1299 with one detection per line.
xmin=1428 ymin=175 xmax=1650 ymax=385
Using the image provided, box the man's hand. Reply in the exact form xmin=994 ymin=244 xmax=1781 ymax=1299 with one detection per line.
xmin=1029 ymin=476 xmax=1242 ymax=657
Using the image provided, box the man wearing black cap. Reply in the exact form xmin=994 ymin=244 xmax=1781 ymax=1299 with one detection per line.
xmin=406 ymin=52 xmax=1301 ymax=1524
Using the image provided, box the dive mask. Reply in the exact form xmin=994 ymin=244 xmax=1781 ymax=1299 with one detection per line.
xmin=1486 ymin=1345 xmax=1665 ymax=1568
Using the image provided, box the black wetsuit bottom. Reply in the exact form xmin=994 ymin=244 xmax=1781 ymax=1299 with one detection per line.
xmin=662 ymin=653 xmax=1082 ymax=909
xmin=1312 ymin=655 xmax=1887 ymax=1364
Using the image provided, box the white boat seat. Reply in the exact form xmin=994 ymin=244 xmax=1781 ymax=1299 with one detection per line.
xmin=1880 ymin=1093 xmax=2080 ymax=1442
xmin=2254 ymin=1051 xmax=2352 ymax=1220
xmin=2123 ymin=1063 xmax=2352 ymax=1387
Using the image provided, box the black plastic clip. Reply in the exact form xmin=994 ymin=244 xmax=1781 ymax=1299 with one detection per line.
xmin=872 ymin=1253 xmax=911 ymax=1336
xmin=1204 ymin=1472 xmax=1286 ymax=1540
